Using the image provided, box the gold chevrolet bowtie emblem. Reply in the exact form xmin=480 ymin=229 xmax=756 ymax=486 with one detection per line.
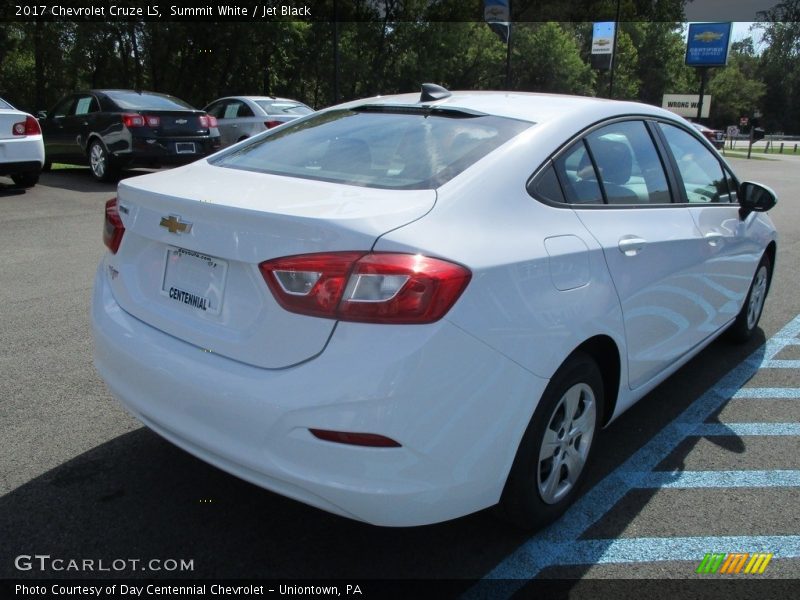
xmin=694 ymin=31 xmax=723 ymax=43
xmin=160 ymin=215 xmax=192 ymax=234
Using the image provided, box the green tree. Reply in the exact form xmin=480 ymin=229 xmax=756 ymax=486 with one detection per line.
xmin=628 ymin=22 xmax=694 ymax=104
xmin=708 ymin=56 xmax=766 ymax=127
xmin=512 ymin=22 xmax=595 ymax=95
xmin=756 ymin=1 xmax=800 ymax=132
xmin=593 ymin=25 xmax=639 ymax=99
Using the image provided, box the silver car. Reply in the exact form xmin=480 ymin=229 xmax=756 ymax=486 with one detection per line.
xmin=203 ymin=96 xmax=313 ymax=147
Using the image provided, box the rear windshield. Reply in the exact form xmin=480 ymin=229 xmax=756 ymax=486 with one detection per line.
xmin=0 ymin=98 xmax=14 ymax=110
xmin=211 ymin=108 xmax=532 ymax=189
xmin=105 ymin=91 xmax=195 ymax=111
xmin=255 ymin=101 xmax=313 ymax=116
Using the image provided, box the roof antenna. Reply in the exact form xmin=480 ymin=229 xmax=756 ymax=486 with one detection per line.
xmin=419 ymin=83 xmax=451 ymax=103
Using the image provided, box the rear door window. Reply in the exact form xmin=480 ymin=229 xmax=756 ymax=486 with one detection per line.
xmin=223 ymin=102 xmax=242 ymax=119
xmin=74 ymin=96 xmax=99 ymax=115
xmin=585 ymin=121 xmax=671 ymax=204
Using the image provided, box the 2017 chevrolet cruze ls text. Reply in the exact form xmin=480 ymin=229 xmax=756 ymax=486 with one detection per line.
xmin=92 ymin=86 xmax=777 ymax=529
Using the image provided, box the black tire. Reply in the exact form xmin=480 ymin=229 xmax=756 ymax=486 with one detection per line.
xmin=498 ymin=352 xmax=603 ymax=530
xmin=41 ymin=160 xmax=52 ymax=172
xmin=727 ymin=253 xmax=772 ymax=343
xmin=88 ymin=140 xmax=118 ymax=182
xmin=11 ymin=173 xmax=39 ymax=188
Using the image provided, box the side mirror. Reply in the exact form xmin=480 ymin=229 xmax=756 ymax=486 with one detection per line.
xmin=739 ymin=181 xmax=777 ymax=219
xmin=37 ymin=110 xmax=47 ymax=119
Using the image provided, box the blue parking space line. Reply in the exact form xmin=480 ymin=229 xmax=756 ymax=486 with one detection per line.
xmin=729 ymin=387 xmax=800 ymax=399
xmin=691 ymin=422 xmax=800 ymax=436
xmin=760 ymin=359 xmax=800 ymax=368
xmin=632 ymin=470 xmax=800 ymax=488
xmin=473 ymin=314 xmax=800 ymax=592
xmin=564 ymin=535 xmax=800 ymax=565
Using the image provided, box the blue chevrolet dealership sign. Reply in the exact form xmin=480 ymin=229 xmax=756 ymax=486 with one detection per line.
xmin=686 ymin=22 xmax=733 ymax=67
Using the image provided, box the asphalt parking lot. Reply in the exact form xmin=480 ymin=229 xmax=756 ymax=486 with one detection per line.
xmin=1 ymin=156 xmax=799 ymax=596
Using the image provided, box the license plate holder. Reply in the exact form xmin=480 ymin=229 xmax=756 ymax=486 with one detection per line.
xmin=175 ymin=142 xmax=197 ymax=154
xmin=161 ymin=246 xmax=227 ymax=315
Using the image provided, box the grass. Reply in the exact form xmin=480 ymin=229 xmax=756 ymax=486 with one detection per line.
xmin=726 ymin=143 xmax=800 ymax=156
xmin=50 ymin=163 xmax=86 ymax=170
xmin=720 ymin=151 xmax=773 ymax=161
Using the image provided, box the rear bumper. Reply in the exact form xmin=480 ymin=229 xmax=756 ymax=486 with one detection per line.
xmin=0 ymin=160 xmax=42 ymax=176
xmin=113 ymin=136 xmax=221 ymax=167
xmin=0 ymin=136 xmax=45 ymax=174
xmin=91 ymin=260 xmax=547 ymax=526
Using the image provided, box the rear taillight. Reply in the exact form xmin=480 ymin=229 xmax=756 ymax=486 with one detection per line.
xmin=122 ymin=113 xmax=145 ymax=128
xmin=265 ymin=120 xmax=282 ymax=129
xmin=259 ymin=252 xmax=471 ymax=324
xmin=123 ymin=114 xmax=160 ymax=127
xmin=103 ymin=198 xmax=125 ymax=254
xmin=12 ymin=115 xmax=41 ymax=136
xmin=199 ymin=114 xmax=218 ymax=128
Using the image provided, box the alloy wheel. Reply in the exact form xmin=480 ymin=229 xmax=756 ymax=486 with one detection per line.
xmin=537 ymin=382 xmax=597 ymax=505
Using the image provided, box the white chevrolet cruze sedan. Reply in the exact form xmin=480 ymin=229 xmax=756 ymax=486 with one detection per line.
xmin=92 ymin=85 xmax=777 ymax=529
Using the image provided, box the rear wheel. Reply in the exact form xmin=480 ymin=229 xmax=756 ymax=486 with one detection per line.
xmin=498 ymin=352 xmax=603 ymax=530
xmin=728 ymin=253 xmax=771 ymax=343
xmin=11 ymin=173 xmax=39 ymax=188
xmin=89 ymin=140 xmax=118 ymax=182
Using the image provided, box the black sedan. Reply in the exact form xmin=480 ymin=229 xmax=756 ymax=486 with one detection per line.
xmin=39 ymin=90 xmax=221 ymax=181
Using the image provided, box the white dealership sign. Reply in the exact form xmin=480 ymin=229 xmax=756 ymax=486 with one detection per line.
xmin=662 ymin=94 xmax=711 ymax=118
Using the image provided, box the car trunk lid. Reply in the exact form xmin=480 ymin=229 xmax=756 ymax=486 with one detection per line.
xmin=144 ymin=111 xmax=209 ymax=136
xmin=107 ymin=161 xmax=436 ymax=369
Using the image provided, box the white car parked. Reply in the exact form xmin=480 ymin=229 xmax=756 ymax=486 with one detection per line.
xmin=203 ymin=96 xmax=313 ymax=147
xmin=92 ymin=85 xmax=777 ymax=529
xmin=0 ymin=97 xmax=44 ymax=187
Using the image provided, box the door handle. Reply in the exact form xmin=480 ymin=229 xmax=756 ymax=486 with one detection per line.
xmin=618 ymin=236 xmax=647 ymax=256
xmin=704 ymin=231 xmax=724 ymax=246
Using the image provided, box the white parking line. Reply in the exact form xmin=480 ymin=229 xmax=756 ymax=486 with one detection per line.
xmin=541 ymin=535 xmax=800 ymax=565
xmin=728 ymin=388 xmax=800 ymax=398
xmin=691 ymin=423 xmax=800 ymax=435
xmin=470 ymin=314 xmax=800 ymax=593
xmin=634 ymin=470 xmax=800 ymax=488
